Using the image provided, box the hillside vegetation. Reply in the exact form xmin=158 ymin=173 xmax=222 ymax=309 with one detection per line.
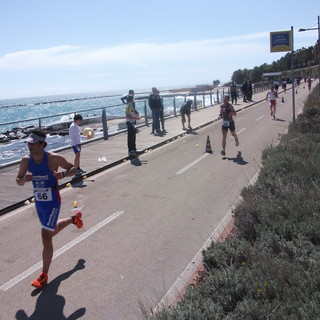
xmin=231 ymin=41 xmax=319 ymax=84
xmin=148 ymin=85 xmax=320 ymax=320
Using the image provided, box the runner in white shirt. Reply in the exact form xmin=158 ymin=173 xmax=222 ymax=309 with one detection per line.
xmin=266 ymin=86 xmax=278 ymax=119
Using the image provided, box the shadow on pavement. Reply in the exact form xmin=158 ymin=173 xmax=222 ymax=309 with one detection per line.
xmin=225 ymin=151 xmax=248 ymax=165
xmin=15 ymin=259 xmax=86 ymax=320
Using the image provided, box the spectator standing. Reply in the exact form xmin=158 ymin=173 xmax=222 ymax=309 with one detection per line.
xmin=230 ymin=81 xmax=238 ymax=104
xmin=180 ymin=99 xmax=193 ymax=130
xmin=121 ymin=89 xmax=134 ymax=104
xmin=125 ymin=95 xmax=140 ymax=155
xmin=148 ymin=87 xmax=162 ymax=134
xmin=247 ymin=81 xmax=253 ymax=102
xmin=158 ymin=90 xmax=166 ymax=132
xmin=307 ymin=78 xmax=313 ymax=91
xmin=241 ymin=81 xmax=248 ymax=102
xmin=69 ymin=114 xmax=87 ymax=175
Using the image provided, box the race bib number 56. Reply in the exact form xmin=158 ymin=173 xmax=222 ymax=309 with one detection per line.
xmin=34 ymin=188 xmax=53 ymax=202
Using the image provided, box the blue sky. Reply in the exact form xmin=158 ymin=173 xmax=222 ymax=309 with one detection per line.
xmin=0 ymin=0 xmax=319 ymax=99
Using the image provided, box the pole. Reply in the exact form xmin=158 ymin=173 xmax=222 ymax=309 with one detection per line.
xmin=318 ymin=15 xmax=320 ymax=96
xmin=144 ymin=101 xmax=149 ymax=126
xmin=291 ymin=26 xmax=295 ymax=124
xmin=102 ymin=107 xmax=108 ymax=140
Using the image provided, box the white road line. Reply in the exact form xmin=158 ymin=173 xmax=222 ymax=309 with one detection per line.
xmin=153 ymin=204 xmax=234 ymax=314
xmin=0 ymin=210 xmax=124 ymax=291
xmin=0 ymin=205 xmax=33 ymax=222
xmin=175 ymin=153 xmax=209 ymax=175
xmin=154 ymin=168 xmax=262 ymax=314
xmin=255 ymin=115 xmax=266 ymax=121
xmin=237 ymin=127 xmax=246 ymax=135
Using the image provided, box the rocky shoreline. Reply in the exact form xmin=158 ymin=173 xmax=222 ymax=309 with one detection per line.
xmin=0 ymin=115 xmax=126 ymax=144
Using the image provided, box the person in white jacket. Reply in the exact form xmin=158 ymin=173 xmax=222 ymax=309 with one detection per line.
xmin=69 ymin=114 xmax=86 ymax=175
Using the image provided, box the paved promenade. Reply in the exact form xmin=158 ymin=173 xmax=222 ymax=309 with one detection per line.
xmin=0 ymin=85 xmax=307 ymax=214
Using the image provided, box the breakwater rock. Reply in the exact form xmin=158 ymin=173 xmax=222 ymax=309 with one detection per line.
xmin=0 ymin=115 xmax=125 ymax=143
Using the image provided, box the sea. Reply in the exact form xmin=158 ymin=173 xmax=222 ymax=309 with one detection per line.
xmin=0 ymin=87 xmax=207 ymax=166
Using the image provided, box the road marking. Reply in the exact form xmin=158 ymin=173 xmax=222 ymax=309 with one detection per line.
xmin=229 ymin=127 xmax=246 ymax=139
xmin=0 ymin=210 xmax=124 ymax=291
xmin=153 ymin=204 xmax=235 ymax=314
xmin=0 ymin=205 xmax=33 ymax=222
xmin=237 ymin=127 xmax=246 ymax=135
xmin=255 ymin=115 xmax=265 ymax=121
xmin=175 ymin=153 xmax=209 ymax=175
xmin=154 ymin=168 xmax=262 ymax=314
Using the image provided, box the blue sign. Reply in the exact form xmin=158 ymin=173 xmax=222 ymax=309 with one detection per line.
xmin=270 ymin=31 xmax=292 ymax=52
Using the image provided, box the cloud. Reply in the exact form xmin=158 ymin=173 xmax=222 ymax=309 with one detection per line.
xmin=0 ymin=32 xmax=272 ymax=70
xmin=0 ymin=30 xmax=313 ymax=72
xmin=86 ymin=73 xmax=113 ymax=79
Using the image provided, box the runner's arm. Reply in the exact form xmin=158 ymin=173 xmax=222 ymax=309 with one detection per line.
xmin=52 ymin=154 xmax=77 ymax=179
xmin=229 ymin=105 xmax=237 ymax=116
xmin=16 ymin=156 xmax=32 ymax=186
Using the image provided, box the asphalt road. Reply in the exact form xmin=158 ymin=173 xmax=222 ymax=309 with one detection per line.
xmin=0 ymin=87 xmax=311 ymax=320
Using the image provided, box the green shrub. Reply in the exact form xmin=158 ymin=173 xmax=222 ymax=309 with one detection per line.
xmin=203 ymin=238 xmax=251 ymax=271
xmin=148 ymin=86 xmax=320 ymax=320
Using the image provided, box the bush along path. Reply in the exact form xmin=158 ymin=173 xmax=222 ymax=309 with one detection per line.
xmin=149 ymin=86 xmax=320 ymax=320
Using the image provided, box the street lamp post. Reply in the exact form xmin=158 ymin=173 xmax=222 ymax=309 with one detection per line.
xmin=299 ymin=15 xmax=320 ymax=96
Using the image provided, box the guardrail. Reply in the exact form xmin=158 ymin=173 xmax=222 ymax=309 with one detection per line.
xmin=0 ymin=84 xmax=270 ymax=137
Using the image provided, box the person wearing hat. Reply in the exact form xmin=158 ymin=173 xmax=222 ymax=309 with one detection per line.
xmin=69 ymin=114 xmax=86 ymax=175
xmin=16 ymin=128 xmax=83 ymax=289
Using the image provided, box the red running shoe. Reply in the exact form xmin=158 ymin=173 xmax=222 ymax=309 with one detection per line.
xmin=72 ymin=211 xmax=83 ymax=229
xmin=31 ymin=272 xmax=48 ymax=289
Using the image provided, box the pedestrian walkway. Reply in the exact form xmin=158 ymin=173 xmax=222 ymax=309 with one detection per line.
xmin=0 ymin=84 xmax=308 ymax=214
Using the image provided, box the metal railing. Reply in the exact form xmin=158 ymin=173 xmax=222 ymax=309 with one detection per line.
xmin=0 ymin=84 xmax=271 ymax=137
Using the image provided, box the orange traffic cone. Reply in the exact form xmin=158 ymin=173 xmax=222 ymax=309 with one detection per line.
xmin=205 ymin=135 xmax=212 ymax=153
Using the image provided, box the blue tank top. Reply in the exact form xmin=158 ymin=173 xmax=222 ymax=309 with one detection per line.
xmin=28 ymin=151 xmax=58 ymax=189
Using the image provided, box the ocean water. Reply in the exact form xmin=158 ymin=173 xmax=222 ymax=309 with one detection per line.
xmin=0 ymin=88 xmax=210 ymax=166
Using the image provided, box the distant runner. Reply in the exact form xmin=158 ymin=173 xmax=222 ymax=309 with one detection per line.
xmin=219 ymin=95 xmax=239 ymax=156
xmin=16 ymin=128 xmax=83 ymax=289
xmin=266 ymin=86 xmax=278 ymax=119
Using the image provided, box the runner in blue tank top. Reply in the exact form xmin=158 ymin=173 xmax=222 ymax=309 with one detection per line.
xmin=16 ymin=128 xmax=84 ymax=289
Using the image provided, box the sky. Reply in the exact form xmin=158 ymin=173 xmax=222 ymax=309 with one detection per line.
xmin=0 ymin=0 xmax=319 ymax=99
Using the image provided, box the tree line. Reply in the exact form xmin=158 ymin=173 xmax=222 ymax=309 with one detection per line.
xmin=231 ymin=40 xmax=319 ymax=84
